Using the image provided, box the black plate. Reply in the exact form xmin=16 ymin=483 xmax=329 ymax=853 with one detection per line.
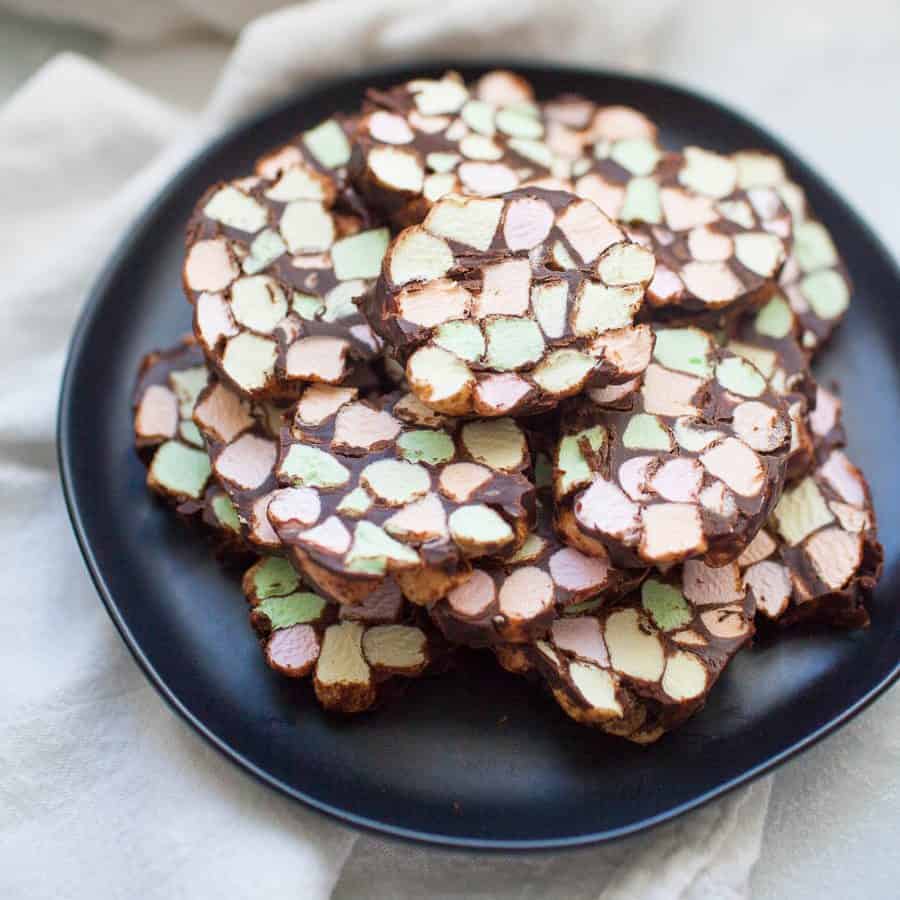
xmin=59 ymin=62 xmax=900 ymax=849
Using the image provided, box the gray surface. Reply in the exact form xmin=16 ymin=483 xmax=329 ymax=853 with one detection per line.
xmin=752 ymin=691 xmax=899 ymax=900
xmin=2 ymin=7 xmax=895 ymax=898
xmin=0 ymin=9 xmax=103 ymax=99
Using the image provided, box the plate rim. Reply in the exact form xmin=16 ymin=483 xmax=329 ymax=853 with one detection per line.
xmin=57 ymin=58 xmax=900 ymax=851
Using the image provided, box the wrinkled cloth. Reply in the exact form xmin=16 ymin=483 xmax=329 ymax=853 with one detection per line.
xmin=1 ymin=1 xmax=897 ymax=898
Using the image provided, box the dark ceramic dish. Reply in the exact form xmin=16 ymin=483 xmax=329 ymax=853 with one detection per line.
xmin=58 ymin=62 xmax=900 ymax=849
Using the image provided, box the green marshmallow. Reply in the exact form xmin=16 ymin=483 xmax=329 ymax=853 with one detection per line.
xmin=434 ymin=320 xmax=484 ymax=362
xmin=448 ymin=504 xmax=513 ymax=545
xmin=593 ymin=139 xmax=611 ymax=161
xmin=653 ymin=328 xmax=713 ymax=377
xmin=622 ymin=413 xmax=672 ymax=450
xmin=253 ymin=556 xmax=301 ymax=599
xmin=331 ymin=228 xmax=390 ymax=281
xmin=674 ymin=419 xmax=720 ymax=453
xmin=484 ymin=317 xmax=545 ymax=371
xmin=715 ymin=357 xmax=766 ymax=397
xmin=621 ymin=176 xmax=662 ymax=224
xmin=776 ymin=182 xmax=806 ymax=222
xmin=754 ymin=295 xmax=793 ymax=339
xmin=794 ymin=221 xmax=838 ymax=273
xmin=508 ymin=139 xmax=553 ymax=168
xmin=204 ymin=186 xmax=268 ymax=232
xmin=361 ymin=459 xmax=430 ymax=505
xmin=772 ymin=477 xmax=834 ymax=546
xmin=532 ymin=281 xmax=568 ymax=339
xmin=322 ymin=281 xmax=364 ymax=322
xmin=801 ymin=270 xmax=850 ymax=321
xmin=211 ymin=493 xmax=241 ymax=533
xmin=557 ymin=426 xmax=605 ymax=495
xmin=150 ymin=441 xmax=211 ymax=499
xmin=642 ymin=580 xmax=692 ymax=630
xmin=170 ymin=367 xmax=209 ymax=417
xmin=221 ymin=332 xmax=277 ymax=391
xmin=610 ymin=138 xmax=661 ymax=177
xmin=293 ymin=291 xmax=325 ymax=320
xmin=397 ymin=429 xmax=455 ymax=465
xmin=495 ymin=107 xmax=543 ymax=139
xmin=179 ymin=420 xmax=204 ymax=448
xmin=279 ymin=444 xmax=350 ymax=489
xmin=346 ymin=557 xmax=386 ymax=575
xmin=346 ymin=521 xmax=420 ymax=574
xmin=572 ymin=158 xmax=592 ymax=177
xmin=460 ymin=100 xmax=495 ymax=136
xmin=257 ymin=591 xmax=327 ymax=629
xmin=303 ymin=119 xmax=351 ymax=169
xmin=734 ymin=232 xmax=783 ymax=277
xmin=243 ymin=229 xmax=287 ymax=275
xmin=336 ymin=487 xmax=372 ymax=517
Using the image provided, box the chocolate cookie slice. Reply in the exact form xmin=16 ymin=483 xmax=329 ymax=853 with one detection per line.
xmin=351 ymin=70 xmax=545 ymax=226
xmin=429 ymin=500 xmax=644 ymax=647
xmin=133 ymin=338 xmax=243 ymax=546
xmin=254 ymin=114 xmax=364 ymax=214
xmin=351 ymin=71 xmax=663 ymax=226
xmin=496 ymin=558 xmax=754 ymax=743
xmin=537 ymin=103 xmax=794 ymax=324
xmin=738 ymin=447 xmax=882 ymax=628
xmin=267 ymin=387 xmax=535 ymax=605
xmin=365 ymin=187 xmax=655 ymax=417
xmin=732 ymin=150 xmax=852 ymax=351
xmin=184 ymin=161 xmax=389 ymax=400
xmin=571 ymin=136 xmax=791 ymax=325
xmin=192 ymin=376 xmax=289 ymax=551
xmin=725 ymin=294 xmax=817 ymax=479
xmin=243 ymin=556 xmax=431 ymax=712
xmin=190 ymin=354 xmax=390 ymax=551
xmin=355 ymin=79 xmax=790 ymax=327
xmin=555 ymin=326 xmax=792 ymax=568
xmin=541 ymin=97 xmax=659 ymax=161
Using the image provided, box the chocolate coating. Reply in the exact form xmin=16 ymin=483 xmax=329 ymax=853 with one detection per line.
xmin=365 ymin=186 xmax=655 ymax=417
xmin=184 ymin=155 xmax=388 ymax=400
xmin=555 ymin=326 xmax=792 ymax=568
xmin=429 ymin=501 xmax=644 ymax=647
xmin=132 ymin=337 xmax=246 ymax=555
xmin=739 ymin=446 xmax=882 ymax=629
xmin=269 ymin=388 xmax=536 ymax=605
xmin=496 ymin=558 xmax=755 ymax=742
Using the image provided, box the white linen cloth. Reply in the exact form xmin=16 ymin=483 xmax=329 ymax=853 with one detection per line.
xmin=0 ymin=2 xmax=896 ymax=898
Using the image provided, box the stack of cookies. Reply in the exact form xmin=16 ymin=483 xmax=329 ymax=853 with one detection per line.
xmin=132 ymin=70 xmax=882 ymax=741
